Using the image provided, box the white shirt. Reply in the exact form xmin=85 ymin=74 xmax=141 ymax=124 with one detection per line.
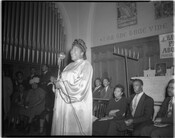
xmin=43 ymin=71 xmax=48 ymax=75
xmin=105 ymin=86 xmax=109 ymax=92
xmin=132 ymin=91 xmax=144 ymax=116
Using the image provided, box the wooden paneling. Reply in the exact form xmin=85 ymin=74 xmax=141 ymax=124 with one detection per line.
xmin=91 ymin=36 xmax=173 ymax=96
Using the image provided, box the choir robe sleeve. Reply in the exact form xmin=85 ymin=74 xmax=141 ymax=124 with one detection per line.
xmin=58 ymin=62 xmax=93 ymax=103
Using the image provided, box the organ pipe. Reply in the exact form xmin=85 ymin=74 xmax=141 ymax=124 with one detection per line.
xmin=3 ymin=2 xmax=65 ymax=67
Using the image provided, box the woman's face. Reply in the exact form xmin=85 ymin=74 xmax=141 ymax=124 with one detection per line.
xmin=95 ymin=79 xmax=101 ymax=87
xmin=17 ymin=73 xmax=23 ymax=80
xmin=42 ymin=65 xmax=47 ymax=72
xmin=167 ymin=82 xmax=174 ymax=97
xmin=114 ymin=88 xmax=123 ymax=99
xmin=70 ymin=45 xmax=83 ymax=61
xmin=103 ymin=79 xmax=109 ymax=87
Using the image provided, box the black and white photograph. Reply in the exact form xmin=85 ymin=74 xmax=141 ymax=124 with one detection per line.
xmin=1 ymin=1 xmax=174 ymax=137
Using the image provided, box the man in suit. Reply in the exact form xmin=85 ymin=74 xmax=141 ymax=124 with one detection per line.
xmin=39 ymin=64 xmax=55 ymax=134
xmin=93 ymin=78 xmax=103 ymax=98
xmin=141 ymin=79 xmax=174 ymax=137
xmin=100 ymin=78 xmax=113 ymax=100
xmin=107 ymin=79 xmax=154 ymax=136
xmin=40 ymin=65 xmax=51 ymax=91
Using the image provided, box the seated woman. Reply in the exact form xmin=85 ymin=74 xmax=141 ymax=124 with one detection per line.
xmin=9 ymin=84 xmax=28 ymax=128
xmin=141 ymin=79 xmax=174 ymax=137
xmin=93 ymin=84 xmax=128 ymax=136
xmin=19 ymin=77 xmax=46 ymax=132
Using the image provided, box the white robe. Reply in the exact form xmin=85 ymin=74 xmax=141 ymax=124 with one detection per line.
xmin=51 ymin=59 xmax=93 ymax=135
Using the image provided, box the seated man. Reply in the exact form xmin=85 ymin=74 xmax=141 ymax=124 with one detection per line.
xmin=107 ymin=79 xmax=154 ymax=136
xmin=141 ymin=79 xmax=174 ymax=137
xmin=93 ymin=78 xmax=103 ymax=98
xmin=39 ymin=75 xmax=56 ymax=134
xmin=100 ymin=78 xmax=113 ymax=100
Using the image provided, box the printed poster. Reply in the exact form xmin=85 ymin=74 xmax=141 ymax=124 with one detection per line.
xmin=159 ymin=33 xmax=174 ymax=59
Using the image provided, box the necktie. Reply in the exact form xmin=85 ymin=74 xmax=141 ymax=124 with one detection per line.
xmin=105 ymin=87 xmax=108 ymax=92
xmin=132 ymin=94 xmax=138 ymax=116
xmin=167 ymin=98 xmax=173 ymax=117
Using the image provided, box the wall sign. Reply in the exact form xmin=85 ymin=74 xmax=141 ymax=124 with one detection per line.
xmin=116 ymin=2 xmax=137 ymax=28
xmin=159 ymin=33 xmax=174 ymax=59
xmin=154 ymin=1 xmax=173 ymax=19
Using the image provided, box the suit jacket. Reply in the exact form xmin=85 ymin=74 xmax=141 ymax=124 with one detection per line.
xmin=156 ymin=97 xmax=173 ymax=124
xmin=127 ymin=93 xmax=154 ymax=126
xmin=100 ymin=86 xmax=113 ymax=100
xmin=40 ymin=71 xmax=55 ymax=109
xmin=40 ymin=71 xmax=51 ymax=90
xmin=93 ymin=86 xmax=103 ymax=98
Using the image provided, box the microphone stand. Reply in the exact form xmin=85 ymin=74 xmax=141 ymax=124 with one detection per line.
xmin=57 ymin=58 xmax=62 ymax=80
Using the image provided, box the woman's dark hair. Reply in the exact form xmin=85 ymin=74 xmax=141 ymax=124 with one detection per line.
xmin=94 ymin=77 xmax=102 ymax=86
xmin=72 ymin=39 xmax=87 ymax=60
xmin=103 ymin=77 xmax=110 ymax=82
xmin=165 ymin=79 xmax=174 ymax=97
xmin=113 ymin=84 xmax=125 ymax=97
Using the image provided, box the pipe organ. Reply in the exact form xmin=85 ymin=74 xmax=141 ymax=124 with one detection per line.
xmin=2 ymin=2 xmax=66 ymax=67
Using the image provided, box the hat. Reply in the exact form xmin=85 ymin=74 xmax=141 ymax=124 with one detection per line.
xmin=72 ymin=39 xmax=87 ymax=52
xmin=29 ymin=77 xmax=40 ymax=84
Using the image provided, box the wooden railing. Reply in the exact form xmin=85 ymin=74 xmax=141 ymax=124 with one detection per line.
xmin=93 ymin=98 xmax=109 ymax=119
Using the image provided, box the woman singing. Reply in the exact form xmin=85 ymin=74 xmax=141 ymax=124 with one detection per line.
xmin=51 ymin=39 xmax=93 ymax=135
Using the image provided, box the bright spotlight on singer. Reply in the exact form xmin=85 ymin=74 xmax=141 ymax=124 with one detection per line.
xmin=51 ymin=39 xmax=93 ymax=135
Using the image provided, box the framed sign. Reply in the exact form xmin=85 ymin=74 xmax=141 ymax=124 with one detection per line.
xmin=154 ymin=1 xmax=173 ymax=19
xmin=159 ymin=33 xmax=174 ymax=59
xmin=116 ymin=2 xmax=137 ymax=28
xmin=155 ymin=63 xmax=166 ymax=76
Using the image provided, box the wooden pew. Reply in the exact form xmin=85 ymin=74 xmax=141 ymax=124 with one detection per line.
xmin=93 ymin=98 xmax=109 ymax=119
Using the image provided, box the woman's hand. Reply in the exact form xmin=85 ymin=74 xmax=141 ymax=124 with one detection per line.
xmin=109 ymin=109 xmax=120 ymax=117
xmin=154 ymin=118 xmax=162 ymax=123
xmin=125 ymin=119 xmax=133 ymax=126
xmin=55 ymin=81 xmax=61 ymax=89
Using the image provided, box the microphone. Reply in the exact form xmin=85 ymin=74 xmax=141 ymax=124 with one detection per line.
xmin=57 ymin=52 xmax=65 ymax=79
xmin=58 ymin=52 xmax=66 ymax=60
